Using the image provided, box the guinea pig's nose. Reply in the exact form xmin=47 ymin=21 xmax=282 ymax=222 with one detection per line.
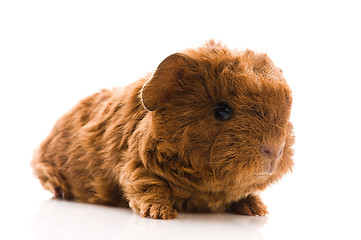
xmin=261 ymin=144 xmax=284 ymax=159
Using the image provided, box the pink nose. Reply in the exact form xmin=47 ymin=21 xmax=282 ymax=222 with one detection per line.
xmin=261 ymin=145 xmax=284 ymax=159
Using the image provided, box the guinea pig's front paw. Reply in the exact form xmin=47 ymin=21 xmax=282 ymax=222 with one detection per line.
xmin=132 ymin=199 xmax=178 ymax=220
xmin=230 ymin=195 xmax=269 ymax=216
xmin=146 ymin=202 xmax=178 ymax=220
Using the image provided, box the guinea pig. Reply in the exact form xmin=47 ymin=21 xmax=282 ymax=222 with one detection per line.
xmin=31 ymin=40 xmax=294 ymax=219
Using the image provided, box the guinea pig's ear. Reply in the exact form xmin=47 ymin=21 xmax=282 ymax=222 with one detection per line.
xmin=141 ymin=53 xmax=190 ymax=111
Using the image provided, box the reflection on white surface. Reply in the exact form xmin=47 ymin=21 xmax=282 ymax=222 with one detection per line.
xmin=32 ymin=199 xmax=267 ymax=240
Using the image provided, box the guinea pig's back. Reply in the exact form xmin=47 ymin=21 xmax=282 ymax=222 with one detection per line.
xmin=30 ymin=89 xmax=114 ymax=199
xmin=31 ymin=75 xmax=149 ymax=205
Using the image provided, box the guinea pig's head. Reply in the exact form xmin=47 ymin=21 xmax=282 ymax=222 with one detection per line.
xmin=141 ymin=41 xmax=294 ymax=189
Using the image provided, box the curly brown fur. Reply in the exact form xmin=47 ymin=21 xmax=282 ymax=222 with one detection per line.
xmin=31 ymin=40 xmax=294 ymax=219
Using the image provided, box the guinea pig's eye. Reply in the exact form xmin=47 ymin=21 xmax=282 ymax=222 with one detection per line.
xmin=213 ymin=102 xmax=232 ymax=121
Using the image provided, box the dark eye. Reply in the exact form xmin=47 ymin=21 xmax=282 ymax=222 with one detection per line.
xmin=213 ymin=102 xmax=232 ymax=121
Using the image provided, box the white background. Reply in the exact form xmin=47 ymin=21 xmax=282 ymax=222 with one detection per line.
xmin=1 ymin=0 xmax=360 ymax=239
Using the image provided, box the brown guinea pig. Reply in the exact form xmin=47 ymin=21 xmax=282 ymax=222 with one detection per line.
xmin=31 ymin=40 xmax=294 ymax=219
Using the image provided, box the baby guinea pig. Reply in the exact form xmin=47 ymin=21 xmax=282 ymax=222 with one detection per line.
xmin=31 ymin=40 xmax=294 ymax=219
